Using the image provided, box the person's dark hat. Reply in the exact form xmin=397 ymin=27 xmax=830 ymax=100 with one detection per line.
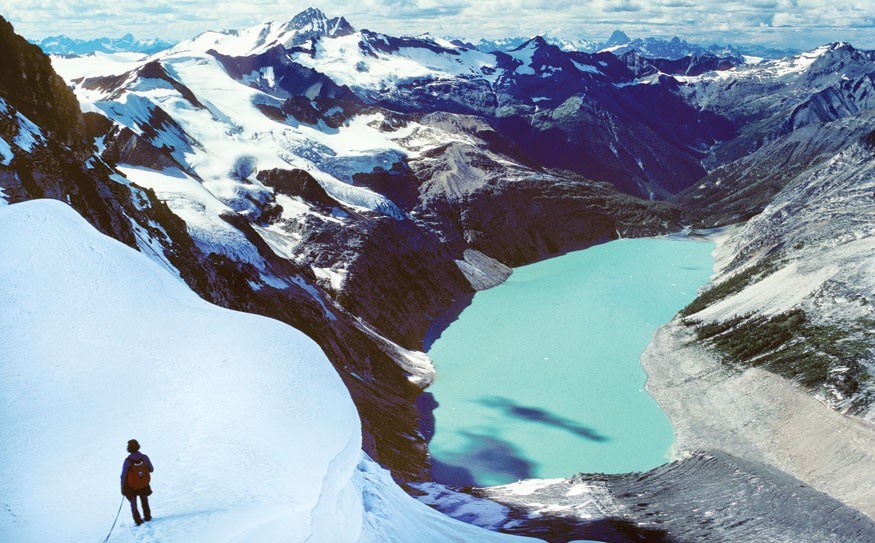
xmin=127 ymin=439 xmax=141 ymax=453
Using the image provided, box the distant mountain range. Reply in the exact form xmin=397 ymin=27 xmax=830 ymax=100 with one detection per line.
xmin=471 ymin=29 xmax=798 ymax=60
xmin=32 ymin=23 xmax=795 ymax=61
xmin=32 ymin=33 xmax=175 ymax=55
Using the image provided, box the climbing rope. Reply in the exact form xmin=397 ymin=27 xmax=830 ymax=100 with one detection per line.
xmin=101 ymin=497 xmax=125 ymax=543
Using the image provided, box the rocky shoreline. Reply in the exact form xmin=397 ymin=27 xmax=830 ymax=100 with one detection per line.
xmin=642 ymin=317 xmax=875 ymax=518
xmin=478 ymin=448 xmax=875 ymax=543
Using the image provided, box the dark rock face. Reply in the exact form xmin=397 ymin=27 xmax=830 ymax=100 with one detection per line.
xmin=673 ymin=44 xmax=875 ymax=226
xmin=676 ymin=111 xmax=875 ymax=226
xmin=100 ymin=124 xmax=185 ymax=172
xmin=788 ymin=72 xmax=875 ymax=129
xmin=257 ymin=168 xmax=341 ymax=209
xmin=685 ymin=43 xmax=875 ymax=170
xmin=436 ymin=176 xmax=681 ymax=267
xmin=0 ymin=17 xmax=84 ymax=151
xmin=480 ymin=451 xmax=875 ymax=543
xmin=335 ymin=215 xmax=474 ymax=350
xmin=606 ymin=34 xmax=745 ymax=61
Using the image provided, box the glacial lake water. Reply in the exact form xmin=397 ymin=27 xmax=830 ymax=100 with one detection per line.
xmin=426 ymin=237 xmax=715 ymax=487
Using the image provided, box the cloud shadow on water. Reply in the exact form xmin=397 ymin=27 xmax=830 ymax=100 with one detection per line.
xmin=431 ymin=431 xmax=536 ymax=487
xmin=476 ymin=396 xmax=610 ymax=442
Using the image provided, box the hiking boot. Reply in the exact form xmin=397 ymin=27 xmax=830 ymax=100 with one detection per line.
xmin=144 ymin=516 xmax=152 ymax=522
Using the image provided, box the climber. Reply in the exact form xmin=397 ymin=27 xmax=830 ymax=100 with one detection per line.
xmin=120 ymin=439 xmax=154 ymax=526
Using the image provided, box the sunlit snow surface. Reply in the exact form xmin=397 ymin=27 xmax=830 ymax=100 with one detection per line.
xmin=0 ymin=200 xmax=536 ymax=543
xmin=291 ymin=33 xmax=497 ymax=90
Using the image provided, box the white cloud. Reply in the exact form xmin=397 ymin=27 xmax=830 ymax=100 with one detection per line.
xmin=2 ymin=0 xmax=873 ymax=50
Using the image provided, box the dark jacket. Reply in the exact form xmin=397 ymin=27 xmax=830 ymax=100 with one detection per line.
xmin=121 ymin=451 xmax=154 ymax=497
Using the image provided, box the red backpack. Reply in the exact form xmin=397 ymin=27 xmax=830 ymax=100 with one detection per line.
xmin=127 ymin=460 xmax=151 ymax=490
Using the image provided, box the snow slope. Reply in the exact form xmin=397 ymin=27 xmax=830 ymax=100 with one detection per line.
xmin=290 ymin=32 xmax=497 ymax=91
xmin=0 ymin=200 xmax=535 ymax=543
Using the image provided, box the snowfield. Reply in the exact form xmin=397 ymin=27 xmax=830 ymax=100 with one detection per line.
xmin=0 ymin=200 xmax=535 ymax=543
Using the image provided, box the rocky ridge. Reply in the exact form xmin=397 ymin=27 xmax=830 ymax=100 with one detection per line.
xmin=478 ymin=451 xmax=875 ymax=542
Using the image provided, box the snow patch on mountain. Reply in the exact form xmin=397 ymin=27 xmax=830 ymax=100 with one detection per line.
xmin=51 ymin=51 xmax=149 ymax=81
xmin=12 ymin=109 xmax=44 ymax=151
xmin=291 ymin=32 xmax=497 ymax=91
xmin=505 ymin=40 xmax=541 ymax=75
xmin=117 ymin=165 xmax=268 ymax=267
xmin=675 ymin=43 xmax=840 ymax=84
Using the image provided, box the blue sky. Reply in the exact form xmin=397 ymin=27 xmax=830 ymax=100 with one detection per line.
xmin=3 ymin=0 xmax=873 ymax=50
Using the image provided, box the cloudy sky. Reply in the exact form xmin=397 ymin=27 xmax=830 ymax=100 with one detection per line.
xmin=3 ymin=0 xmax=873 ymax=50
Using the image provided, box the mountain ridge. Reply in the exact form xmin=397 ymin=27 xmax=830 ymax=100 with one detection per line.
xmin=470 ymin=29 xmax=797 ymax=60
xmin=34 ymin=32 xmax=175 ymax=55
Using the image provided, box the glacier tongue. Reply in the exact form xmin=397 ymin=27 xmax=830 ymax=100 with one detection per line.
xmin=0 ymin=199 xmax=535 ymax=543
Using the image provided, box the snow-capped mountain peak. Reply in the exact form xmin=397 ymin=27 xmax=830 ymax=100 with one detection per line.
xmin=170 ymin=8 xmax=355 ymax=57
xmin=288 ymin=6 xmax=330 ymax=28
xmin=606 ymin=29 xmax=631 ymax=47
xmin=282 ymin=7 xmax=355 ymax=41
xmin=511 ymin=35 xmax=549 ymax=51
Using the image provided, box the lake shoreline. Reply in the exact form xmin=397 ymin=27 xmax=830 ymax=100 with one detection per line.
xmin=427 ymin=237 xmax=715 ymax=486
xmin=642 ymin=318 xmax=875 ymax=518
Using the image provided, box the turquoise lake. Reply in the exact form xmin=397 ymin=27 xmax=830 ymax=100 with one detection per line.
xmin=426 ymin=237 xmax=715 ymax=487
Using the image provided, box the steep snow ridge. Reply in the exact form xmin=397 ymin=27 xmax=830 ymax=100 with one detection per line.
xmin=0 ymin=199 xmax=360 ymax=543
xmin=0 ymin=200 xmax=537 ymax=543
